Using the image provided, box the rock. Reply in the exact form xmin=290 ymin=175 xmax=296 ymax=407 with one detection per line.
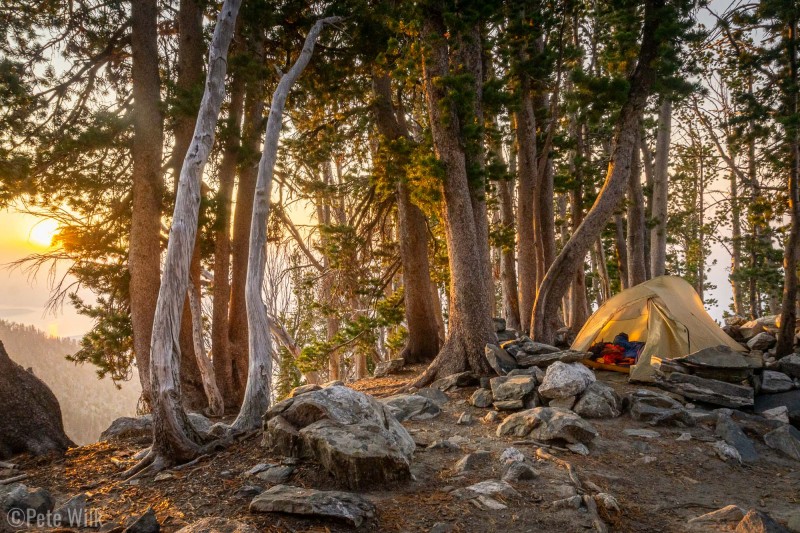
xmin=262 ymin=386 xmax=414 ymax=489
xmin=726 ymin=315 xmax=747 ymax=326
xmin=677 ymin=432 xmax=692 ymax=441
xmin=681 ymin=345 xmax=750 ymax=369
xmin=250 ymin=485 xmax=375 ymax=527
xmin=497 ymin=407 xmax=598 ymax=444
xmin=552 ymin=495 xmax=583 ymax=509
xmin=244 ymin=463 xmax=272 ymax=476
xmin=538 ymin=362 xmax=596 ymax=399
xmin=456 ymin=412 xmax=473 ymax=425
xmin=453 ymin=451 xmax=492 ymax=474
xmin=430 ymin=522 xmax=455 ymax=533
xmin=483 ymin=411 xmax=501 ymax=424
xmin=497 ymin=330 xmax=518 ymax=343
xmin=736 ymin=509 xmax=790 ymax=533
xmin=416 ymin=387 xmax=449 ymax=406
xmin=716 ymin=415 xmax=758 ymax=463
xmin=762 ymin=406 xmax=790 ymax=424
xmin=54 ymin=493 xmax=88 ymax=527
xmin=623 ymin=428 xmax=660 ymax=439
xmin=567 ymin=443 xmax=589 ymax=456
xmin=763 ymin=425 xmax=800 ymax=461
xmin=754 ymin=389 xmax=800 ymax=427
xmin=502 ymin=461 xmax=538 ymax=481
xmin=740 ymin=320 xmax=766 ymax=340
xmin=494 ymin=399 xmax=524 ymax=410
xmin=464 ymin=480 xmax=520 ymax=499
xmin=780 ymin=355 xmax=800 ymax=379
xmin=0 ymin=342 xmax=74 ymax=459
xmin=628 ymin=389 xmax=694 ymax=426
xmin=288 ymin=384 xmax=322 ymax=397
xmin=499 ymin=447 xmax=525 ymax=464
xmin=748 ymin=332 xmax=777 ymax=351
xmin=515 ymin=349 xmax=588 ymax=369
xmin=493 ymin=317 xmax=507 ymax=332
xmin=787 ymin=510 xmax=800 ymax=533
xmin=554 ymin=327 xmax=576 ymax=348
xmin=470 ymin=389 xmax=494 ymax=408
xmin=175 ymin=517 xmax=258 ymax=533
xmin=713 ymin=440 xmax=742 ymax=464
xmin=373 ymin=358 xmax=404 ymax=378
xmin=124 ymin=508 xmax=160 ymax=533
xmin=153 ymin=472 xmax=174 ymax=482
xmin=381 ymin=394 xmax=441 ymax=421
xmin=723 ymin=325 xmax=745 ymax=342
xmin=662 ymin=373 xmax=754 ymax=408
xmin=688 ymin=505 xmax=746 ymax=524
xmin=101 ymin=413 xmax=212 ymax=442
xmin=0 ymin=483 xmax=55 ymax=520
xmin=573 ymin=382 xmax=622 ymax=419
xmin=548 ymin=396 xmax=576 ymax=410
xmin=323 ymin=380 xmax=344 ymax=388
xmin=256 ymin=465 xmax=294 ymax=484
xmin=634 ymin=455 xmax=657 ymax=465
xmin=490 ymin=375 xmax=537 ymax=402
xmin=595 ymin=493 xmax=621 ymax=517
xmin=485 ymin=344 xmax=517 ymax=376
xmin=761 ymin=371 xmax=795 ymax=393
xmin=432 ymin=372 xmax=479 ymax=391
xmin=427 ymin=439 xmax=460 ymax=451
xmin=234 ymin=486 xmax=263 ymax=499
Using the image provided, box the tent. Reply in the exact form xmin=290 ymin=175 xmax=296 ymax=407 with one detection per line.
xmin=571 ymin=276 xmax=746 ymax=382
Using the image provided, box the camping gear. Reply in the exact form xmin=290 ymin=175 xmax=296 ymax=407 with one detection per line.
xmin=572 ymin=276 xmax=746 ymax=382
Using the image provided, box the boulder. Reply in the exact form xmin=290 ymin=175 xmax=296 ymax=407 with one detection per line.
xmin=761 ymin=371 xmax=795 ymax=394
xmin=484 ymin=344 xmax=517 ymax=376
xmin=748 ymin=332 xmax=776 ymax=351
xmin=494 ymin=400 xmax=524 ymax=410
xmin=175 ymin=517 xmax=258 ymax=533
xmin=762 ymin=406 xmax=790 ymax=424
xmin=723 ymin=325 xmax=746 ymax=342
xmin=740 ymin=320 xmax=766 ymax=340
xmin=250 ymin=485 xmax=375 ymax=527
xmin=0 ymin=483 xmax=55 ymax=521
xmin=463 ymin=480 xmax=520 ymax=499
xmin=262 ymin=386 xmax=414 ymax=489
xmin=628 ymin=390 xmax=694 ymax=427
xmin=715 ymin=415 xmax=758 ymax=463
xmin=548 ymin=396 xmax=576 ymax=410
xmin=736 ymin=509 xmax=790 ymax=533
xmin=373 ymin=358 xmax=404 ymax=378
xmin=0 ymin=341 xmax=74 ymax=458
xmin=469 ymin=389 xmax=494 ymax=408
xmin=538 ymin=362 xmax=595 ymax=400
xmin=493 ymin=317 xmax=507 ymax=332
xmin=496 ymin=407 xmax=598 ymax=445
xmin=754 ymin=389 xmax=800 ymax=428
xmin=502 ymin=461 xmax=537 ymax=481
xmin=779 ymin=354 xmax=800 ymax=379
xmin=763 ymin=425 xmax=800 ymax=461
xmin=662 ymin=373 xmax=754 ymax=408
xmin=381 ymin=394 xmax=441 ymax=422
xmin=680 ymin=345 xmax=750 ymax=369
xmin=573 ymin=382 xmax=622 ymax=419
xmin=54 ymin=493 xmax=88 ymax=527
xmin=124 ymin=508 xmax=160 ymax=533
xmin=499 ymin=447 xmax=525 ymax=464
xmin=490 ymin=375 xmax=537 ymax=402
xmin=688 ymin=505 xmax=746 ymax=524
xmin=415 ymin=387 xmax=449 ymax=406
xmin=255 ymin=465 xmax=294 ymax=484
xmin=515 ymin=349 xmax=588 ymax=369
xmin=432 ymin=372 xmax=479 ymax=391
xmin=725 ymin=315 xmax=747 ymax=326
xmin=101 ymin=413 xmax=212 ymax=442
xmin=289 ymin=384 xmax=322 ymax=397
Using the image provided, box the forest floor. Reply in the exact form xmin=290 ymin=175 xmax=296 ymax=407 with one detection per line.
xmin=8 ymin=366 xmax=800 ymax=532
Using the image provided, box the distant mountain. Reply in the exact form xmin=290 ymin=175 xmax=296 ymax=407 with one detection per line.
xmin=0 ymin=320 xmax=140 ymax=445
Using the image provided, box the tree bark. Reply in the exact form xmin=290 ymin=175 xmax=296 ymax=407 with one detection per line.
xmin=532 ymin=0 xmax=664 ymax=344
xmin=516 ymin=92 xmax=538 ymax=333
xmin=499 ymin=178 xmax=522 ymax=331
xmin=129 ymin=0 xmax=164 ymax=408
xmin=614 ymin=214 xmax=629 ymax=290
xmin=649 ymin=98 xmax=671 ymax=277
xmin=128 ymin=0 xmax=241 ymax=475
xmin=569 ymin=122 xmax=590 ymax=330
xmin=231 ymin=17 xmax=341 ymax=431
xmin=729 ymin=169 xmax=745 ymax=316
xmin=188 ymin=274 xmax=224 ymax=416
xmin=410 ymin=9 xmax=496 ymax=388
xmin=627 ymin=134 xmax=647 ymax=286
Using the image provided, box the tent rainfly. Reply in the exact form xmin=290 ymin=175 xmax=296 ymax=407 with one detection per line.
xmin=571 ymin=276 xmax=746 ymax=382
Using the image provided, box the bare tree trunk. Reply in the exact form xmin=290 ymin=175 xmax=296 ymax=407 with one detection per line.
xmin=777 ymin=17 xmax=800 ymax=357
xmin=532 ymin=0 xmax=664 ymax=344
xmin=614 ymin=214 xmax=629 ymax=290
xmin=410 ymin=10 xmax=496 ymax=388
xmin=593 ymin=239 xmax=611 ymax=305
xmin=516 ymin=94 xmax=538 ymax=333
xmin=129 ymin=0 xmax=164 ymax=408
xmin=231 ymin=17 xmax=341 ymax=431
xmin=569 ymin=123 xmax=590 ymax=330
xmin=126 ymin=0 xmax=241 ymax=476
xmin=650 ymin=98 xmax=671 ymax=277
xmin=188 ymin=275 xmax=224 ymax=416
xmin=627 ymin=135 xmax=647 ymax=286
xmin=211 ymin=80 xmax=244 ymax=408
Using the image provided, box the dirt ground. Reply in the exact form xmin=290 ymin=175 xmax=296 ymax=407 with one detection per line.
xmin=9 ymin=366 xmax=800 ymax=532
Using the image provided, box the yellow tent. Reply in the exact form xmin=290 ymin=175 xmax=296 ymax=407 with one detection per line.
xmin=571 ymin=276 xmax=746 ymax=382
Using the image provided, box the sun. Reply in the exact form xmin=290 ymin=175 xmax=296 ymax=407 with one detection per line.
xmin=28 ymin=219 xmax=60 ymax=248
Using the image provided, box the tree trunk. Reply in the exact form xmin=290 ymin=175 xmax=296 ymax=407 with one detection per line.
xmin=729 ymin=170 xmax=745 ymax=316
xmin=499 ymin=178 xmax=522 ymax=331
xmin=127 ymin=0 xmax=241 ymax=476
xmin=372 ymin=74 xmax=441 ymax=364
xmin=516 ymin=93 xmax=538 ymax=333
xmin=650 ymin=98 xmax=671 ymax=277
xmin=614 ymin=214 xmax=629 ymax=290
xmin=188 ymin=274 xmax=224 ymax=416
xmin=777 ymin=17 xmax=800 ymax=357
xmin=211 ymin=79 xmax=244 ymax=408
xmin=627 ymin=134 xmax=647 ymax=286
xmin=410 ymin=10 xmax=496 ymax=388
xmin=593 ymin=239 xmax=611 ymax=305
xmin=531 ymin=0 xmax=664 ymax=344
xmin=569 ymin=123 xmax=590 ymax=330
xmin=231 ymin=17 xmax=340 ymax=431
xmin=129 ymin=0 xmax=164 ymax=408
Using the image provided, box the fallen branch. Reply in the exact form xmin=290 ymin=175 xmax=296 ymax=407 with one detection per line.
xmin=0 ymin=474 xmax=28 ymax=485
xmin=0 ymin=461 xmax=18 ymax=470
xmin=535 ymin=448 xmax=583 ymax=490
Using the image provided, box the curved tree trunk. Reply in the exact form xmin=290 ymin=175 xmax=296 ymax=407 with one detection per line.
xmin=532 ymin=0 xmax=665 ymax=344
xmin=649 ymin=98 xmax=671 ymax=277
xmin=231 ymin=17 xmax=341 ymax=431
xmin=126 ymin=0 xmax=241 ymax=476
xmin=410 ymin=10 xmax=496 ymax=388
xmin=129 ymin=0 xmax=164 ymax=408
